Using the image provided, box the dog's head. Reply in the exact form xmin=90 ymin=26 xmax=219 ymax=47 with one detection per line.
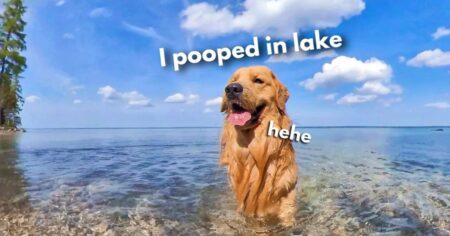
xmin=221 ymin=66 xmax=289 ymax=129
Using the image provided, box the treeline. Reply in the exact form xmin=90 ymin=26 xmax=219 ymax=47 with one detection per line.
xmin=0 ymin=0 xmax=26 ymax=128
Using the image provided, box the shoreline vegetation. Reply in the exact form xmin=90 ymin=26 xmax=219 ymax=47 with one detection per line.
xmin=0 ymin=0 xmax=27 ymax=129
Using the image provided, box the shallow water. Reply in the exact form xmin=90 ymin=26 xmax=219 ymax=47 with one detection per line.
xmin=0 ymin=128 xmax=449 ymax=235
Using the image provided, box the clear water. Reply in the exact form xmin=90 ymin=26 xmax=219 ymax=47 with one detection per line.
xmin=0 ymin=128 xmax=449 ymax=235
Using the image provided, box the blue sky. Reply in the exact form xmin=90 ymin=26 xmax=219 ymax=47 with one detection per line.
xmin=15 ymin=0 xmax=450 ymax=127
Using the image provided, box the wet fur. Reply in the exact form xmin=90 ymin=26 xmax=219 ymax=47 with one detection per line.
xmin=220 ymin=66 xmax=298 ymax=226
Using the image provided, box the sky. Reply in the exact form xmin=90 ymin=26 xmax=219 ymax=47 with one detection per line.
xmin=11 ymin=0 xmax=450 ymax=127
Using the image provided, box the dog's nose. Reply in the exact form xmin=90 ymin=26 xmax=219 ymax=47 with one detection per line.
xmin=225 ymin=83 xmax=243 ymax=99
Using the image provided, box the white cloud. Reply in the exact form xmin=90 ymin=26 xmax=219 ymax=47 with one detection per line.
xmin=98 ymin=85 xmax=119 ymax=101
xmin=425 ymin=102 xmax=450 ymax=109
xmin=121 ymin=91 xmax=152 ymax=107
xmin=205 ymin=97 xmax=223 ymax=106
xmin=73 ymin=99 xmax=82 ymax=104
xmin=181 ymin=0 xmax=365 ymax=38
xmin=321 ymin=93 xmax=338 ymax=101
xmin=63 ymin=33 xmax=74 ymax=40
xmin=89 ymin=8 xmax=111 ymax=18
xmin=337 ymin=93 xmax=377 ymax=105
xmin=407 ymin=49 xmax=450 ymax=67
xmin=55 ymin=0 xmax=65 ymax=7
xmin=357 ymin=81 xmax=402 ymax=95
xmin=266 ymin=50 xmax=337 ymax=64
xmin=97 ymin=85 xmax=152 ymax=107
xmin=25 ymin=95 xmax=41 ymax=103
xmin=398 ymin=56 xmax=406 ymax=63
xmin=301 ymin=56 xmax=402 ymax=105
xmin=165 ymin=93 xmax=185 ymax=103
xmin=186 ymin=94 xmax=199 ymax=104
xmin=432 ymin=27 xmax=450 ymax=40
xmin=301 ymin=56 xmax=393 ymax=90
xmin=164 ymin=93 xmax=199 ymax=104
xmin=122 ymin=22 xmax=164 ymax=41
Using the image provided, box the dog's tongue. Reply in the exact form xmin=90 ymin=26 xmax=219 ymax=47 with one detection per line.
xmin=228 ymin=111 xmax=252 ymax=126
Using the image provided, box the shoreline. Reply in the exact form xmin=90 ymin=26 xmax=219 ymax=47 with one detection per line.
xmin=0 ymin=128 xmax=26 ymax=136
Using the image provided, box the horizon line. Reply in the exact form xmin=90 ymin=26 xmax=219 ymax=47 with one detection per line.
xmin=22 ymin=125 xmax=450 ymax=129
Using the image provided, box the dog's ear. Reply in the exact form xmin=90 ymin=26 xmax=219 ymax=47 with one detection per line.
xmin=272 ymin=72 xmax=289 ymax=113
xmin=220 ymin=95 xmax=228 ymax=112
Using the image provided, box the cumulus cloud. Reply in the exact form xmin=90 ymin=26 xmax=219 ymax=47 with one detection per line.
xmin=164 ymin=93 xmax=199 ymax=104
xmin=301 ymin=56 xmax=402 ymax=105
xmin=337 ymin=93 xmax=377 ymax=105
xmin=266 ymin=50 xmax=337 ymax=64
xmin=356 ymin=81 xmax=402 ymax=95
xmin=321 ymin=93 xmax=338 ymax=101
xmin=407 ymin=49 xmax=450 ymax=67
xmin=89 ymin=8 xmax=111 ymax=18
xmin=181 ymin=0 xmax=365 ymax=37
xmin=122 ymin=22 xmax=164 ymax=41
xmin=301 ymin=56 xmax=393 ymax=90
xmin=205 ymin=97 xmax=223 ymax=106
xmin=425 ymin=102 xmax=450 ymax=109
xmin=432 ymin=27 xmax=450 ymax=40
xmin=121 ymin=91 xmax=152 ymax=107
xmin=97 ymin=85 xmax=152 ymax=107
xmin=98 ymin=86 xmax=119 ymax=101
xmin=25 ymin=95 xmax=41 ymax=103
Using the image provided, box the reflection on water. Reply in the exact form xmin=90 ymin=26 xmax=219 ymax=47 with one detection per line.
xmin=0 ymin=135 xmax=29 ymax=212
xmin=0 ymin=128 xmax=449 ymax=235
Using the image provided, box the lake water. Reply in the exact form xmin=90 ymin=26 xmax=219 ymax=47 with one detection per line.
xmin=0 ymin=128 xmax=449 ymax=235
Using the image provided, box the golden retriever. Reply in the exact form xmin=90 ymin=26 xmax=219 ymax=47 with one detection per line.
xmin=220 ymin=66 xmax=298 ymax=226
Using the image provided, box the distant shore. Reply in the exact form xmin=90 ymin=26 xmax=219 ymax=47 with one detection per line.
xmin=0 ymin=127 xmax=26 ymax=135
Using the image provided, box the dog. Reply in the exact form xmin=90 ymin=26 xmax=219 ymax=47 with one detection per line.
xmin=219 ymin=66 xmax=298 ymax=226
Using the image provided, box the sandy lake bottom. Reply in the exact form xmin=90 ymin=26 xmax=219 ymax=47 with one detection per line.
xmin=0 ymin=128 xmax=449 ymax=235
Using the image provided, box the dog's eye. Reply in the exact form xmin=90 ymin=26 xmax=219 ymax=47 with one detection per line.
xmin=254 ymin=78 xmax=264 ymax=84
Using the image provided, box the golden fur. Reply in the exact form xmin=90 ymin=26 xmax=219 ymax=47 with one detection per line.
xmin=220 ymin=66 xmax=298 ymax=226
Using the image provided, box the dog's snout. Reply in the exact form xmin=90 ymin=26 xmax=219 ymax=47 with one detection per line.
xmin=225 ymin=83 xmax=243 ymax=99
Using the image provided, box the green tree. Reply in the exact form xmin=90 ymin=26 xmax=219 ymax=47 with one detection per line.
xmin=0 ymin=0 xmax=26 ymax=128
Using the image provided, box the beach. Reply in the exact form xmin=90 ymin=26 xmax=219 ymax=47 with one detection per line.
xmin=0 ymin=128 xmax=449 ymax=235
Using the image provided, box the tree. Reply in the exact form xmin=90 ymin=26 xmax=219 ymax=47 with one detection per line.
xmin=0 ymin=0 xmax=26 ymax=128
